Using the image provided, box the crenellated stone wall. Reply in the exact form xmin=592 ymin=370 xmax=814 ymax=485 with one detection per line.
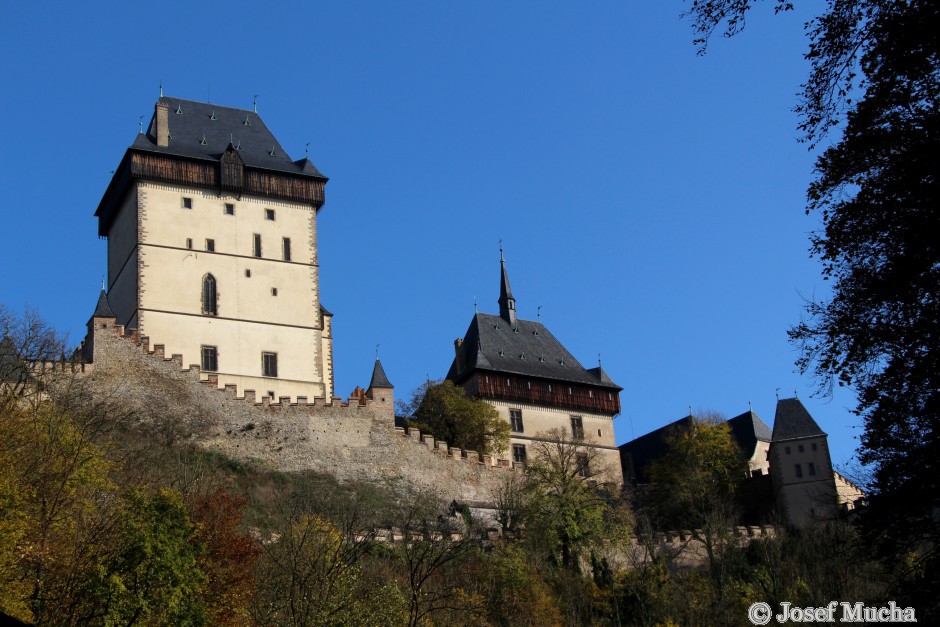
xmin=87 ymin=319 xmax=518 ymax=503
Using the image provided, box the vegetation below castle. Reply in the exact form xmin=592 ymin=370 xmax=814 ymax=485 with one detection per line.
xmin=1 ymin=308 xmax=913 ymax=625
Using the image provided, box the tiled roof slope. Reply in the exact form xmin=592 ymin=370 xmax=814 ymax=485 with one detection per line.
xmin=726 ymin=410 xmax=772 ymax=457
xmin=369 ymin=359 xmax=394 ymax=389
xmin=772 ymin=398 xmax=826 ymax=441
xmin=91 ymin=289 xmax=116 ymax=318
xmin=132 ymin=96 xmax=325 ymax=178
xmin=618 ymin=415 xmax=695 ymax=482
xmin=446 ymin=312 xmax=621 ymax=390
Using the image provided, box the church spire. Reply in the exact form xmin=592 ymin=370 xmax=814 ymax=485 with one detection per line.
xmin=498 ymin=242 xmax=517 ymax=326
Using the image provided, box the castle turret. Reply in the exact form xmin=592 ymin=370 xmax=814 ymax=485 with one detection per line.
xmin=366 ymin=358 xmax=394 ymax=408
xmin=769 ymin=398 xmax=839 ymax=527
xmin=83 ymin=289 xmax=117 ymax=363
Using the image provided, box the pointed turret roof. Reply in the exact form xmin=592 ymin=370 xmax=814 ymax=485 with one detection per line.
xmin=368 ymin=358 xmax=394 ymax=389
xmin=727 ymin=410 xmax=773 ymax=457
xmin=92 ymin=289 xmax=116 ymax=318
xmin=772 ymin=398 xmax=826 ymax=441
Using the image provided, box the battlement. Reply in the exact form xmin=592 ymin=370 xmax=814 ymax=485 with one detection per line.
xmin=85 ymin=321 xmax=516 ymax=502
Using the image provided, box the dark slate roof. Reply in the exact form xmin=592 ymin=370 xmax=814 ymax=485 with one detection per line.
xmin=618 ymin=415 xmax=695 ymax=482
xmin=772 ymin=398 xmax=826 ymax=441
xmin=134 ymin=96 xmax=325 ymax=178
xmin=446 ymin=312 xmax=622 ymax=390
xmin=91 ymin=289 xmax=115 ymax=318
xmin=319 ymin=304 xmax=333 ymax=316
xmin=369 ymin=359 xmax=394 ymax=389
xmin=726 ymin=410 xmax=772 ymax=458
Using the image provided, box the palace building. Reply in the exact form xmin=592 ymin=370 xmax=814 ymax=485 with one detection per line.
xmin=446 ymin=251 xmax=624 ymax=484
xmin=93 ymin=96 xmax=333 ymax=402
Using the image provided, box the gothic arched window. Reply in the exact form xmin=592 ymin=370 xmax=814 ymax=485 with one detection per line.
xmin=202 ymin=274 xmax=217 ymax=316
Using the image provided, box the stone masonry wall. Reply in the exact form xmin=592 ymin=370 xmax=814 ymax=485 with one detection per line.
xmin=89 ymin=320 xmax=516 ymax=503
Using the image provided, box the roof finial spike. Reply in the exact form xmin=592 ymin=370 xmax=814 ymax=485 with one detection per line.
xmin=776 ymin=387 xmax=781 ymax=400
xmin=138 ymin=116 xmax=143 ymax=133
xmin=375 ymin=344 xmax=380 ymax=360
xmin=253 ymin=94 xmax=258 ymax=113
xmin=159 ymin=82 xmax=163 ymax=97
xmin=748 ymin=400 xmax=753 ymax=411
xmin=537 ymin=305 xmax=542 ymax=322
xmin=794 ymin=388 xmax=799 ymax=399
xmin=598 ymin=353 xmax=602 ymax=368
xmin=689 ymin=405 xmax=693 ymax=418
xmin=499 ymin=239 xmax=504 ymax=262
xmin=101 ymin=276 xmax=105 ymax=291
xmin=305 ymin=142 xmax=310 ymax=158
xmin=473 ymin=295 xmax=477 ymax=313
xmin=230 ymin=133 xmax=234 ymax=145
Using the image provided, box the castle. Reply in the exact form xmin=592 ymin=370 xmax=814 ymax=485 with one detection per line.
xmin=73 ymin=94 xmax=858 ymax=526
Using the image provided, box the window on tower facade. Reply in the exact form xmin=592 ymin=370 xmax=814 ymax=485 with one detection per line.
xmin=512 ymin=444 xmax=527 ymax=465
xmin=225 ymin=203 xmax=235 ymax=215
xmin=201 ymin=274 xmax=217 ymax=316
xmin=283 ymin=237 xmax=291 ymax=261
xmin=576 ymin=453 xmax=590 ymax=477
xmin=201 ymin=345 xmax=218 ymax=372
xmin=253 ymin=234 xmax=262 ymax=257
xmin=570 ymin=415 xmax=584 ymax=440
xmin=265 ymin=209 xmax=275 ymax=221
xmin=509 ymin=409 xmax=524 ymax=432
xmin=262 ymin=352 xmax=278 ymax=378
xmin=205 ymin=239 xmax=215 ymax=252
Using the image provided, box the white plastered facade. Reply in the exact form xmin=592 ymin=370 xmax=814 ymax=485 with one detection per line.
xmin=488 ymin=399 xmax=622 ymax=486
xmin=106 ymin=180 xmax=333 ymax=402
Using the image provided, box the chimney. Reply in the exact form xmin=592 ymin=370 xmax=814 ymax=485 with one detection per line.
xmin=155 ymin=101 xmax=169 ymax=147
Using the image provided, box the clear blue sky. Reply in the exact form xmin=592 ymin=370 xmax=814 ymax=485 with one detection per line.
xmin=0 ymin=2 xmax=863 ymax=468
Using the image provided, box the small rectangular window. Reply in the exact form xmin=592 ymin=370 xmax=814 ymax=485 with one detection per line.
xmin=512 ymin=444 xmax=527 ymax=464
xmin=201 ymin=345 xmax=218 ymax=372
xmin=785 ymin=446 xmax=791 ymax=455
xmin=182 ymin=197 xmax=193 ymax=209
xmin=245 ymin=269 xmax=251 ymax=278
xmin=808 ymin=462 xmax=817 ymax=476
xmin=186 ymin=238 xmax=193 ymax=249
xmin=509 ymin=409 xmax=524 ymax=433
xmin=271 ymin=287 xmax=278 ymax=296
xmin=811 ymin=443 xmax=817 ymax=451
xmin=798 ymin=444 xmax=805 ymax=453
xmin=283 ymin=237 xmax=291 ymax=261
xmin=205 ymin=239 xmax=215 ymax=252
xmin=253 ymin=234 xmax=262 ymax=257
xmin=262 ymin=352 xmax=278 ymax=378
xmin=265 ymin=209 xmax=275 ymax=221
xmin=794 ymin=464 xmax=803 ymax=478
xmin=224 ymin=203 xmax=235 ymax=215
xmin=570 ymin=416 xmax=584 ymax=440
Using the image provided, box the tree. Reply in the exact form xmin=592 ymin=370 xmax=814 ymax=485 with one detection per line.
xmin=683 ymin=0 xmax=939 ymax=613
xmin=647 ymin=414 xmax=749 ymax=613
xmin=403 ymin=380 xmax=509 ymax=457
xmin=521 ymin=429 xmax=630 ymax=572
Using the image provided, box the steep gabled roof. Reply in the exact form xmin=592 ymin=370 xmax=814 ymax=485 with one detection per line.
xmin=772 ymin=398 xmax=826 ymax=441
xmin=726 ymin=410 xmax=772 ymax=458
xmin=133 ymin=97 xmax=326 ymax=178
xmin=446 ymin=312 xmax=621 ymax=390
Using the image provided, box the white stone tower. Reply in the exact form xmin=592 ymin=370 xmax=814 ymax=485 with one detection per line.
xmin=94 ymin=96 xmax=333 ymax=402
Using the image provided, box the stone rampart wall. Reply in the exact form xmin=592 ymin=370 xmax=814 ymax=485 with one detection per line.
xmin=89 ymin=321 xmax=517 ymax=502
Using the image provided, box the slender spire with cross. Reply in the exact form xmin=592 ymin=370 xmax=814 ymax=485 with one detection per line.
xmin=497 ymin=240 xmax=517 ymax=326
